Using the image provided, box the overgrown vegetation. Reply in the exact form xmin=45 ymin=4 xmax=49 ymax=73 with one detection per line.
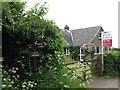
xmin=66 ymin=62 xmax=92 ymax=83
xmin=70 ymin=46 xmax=79 ymax=60
xmin=103 ymin=48 xmax=120 ymax=77
xmin=2 ymin=1 xmax=87 ymax=89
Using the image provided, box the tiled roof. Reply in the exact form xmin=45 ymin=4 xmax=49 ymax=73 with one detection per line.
xmin=61 ymin=29 xmax=74 ymax=46
xmin=60 ymin=26 xmax=103 ymax=46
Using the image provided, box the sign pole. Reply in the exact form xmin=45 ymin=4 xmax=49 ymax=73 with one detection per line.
xmin=102 ymin=31 xmax=112 ymax=71
xmin=101 ymin=31 xmax=104 ymax=72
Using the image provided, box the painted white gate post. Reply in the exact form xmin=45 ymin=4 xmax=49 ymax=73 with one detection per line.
xmin=101 ymin=31 xmax=104 ymax=72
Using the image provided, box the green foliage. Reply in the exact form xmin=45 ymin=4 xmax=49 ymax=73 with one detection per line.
xmin=2 ymin=65 xmax=87 ymax=89
xmin=2 ymin=1 xmax=86 ymax=89
xmin=66 ymin=62 xmax=92 ymax=83
xmin=2 ymin=67 xmax=38 ymax=89
xmin=70 ymin=46 xmax=79 ymax=60
xmin=103 ymin=48 xmax=120 ymax=77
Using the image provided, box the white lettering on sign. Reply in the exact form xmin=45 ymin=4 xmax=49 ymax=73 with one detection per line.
xmin=103 ymin=31 xmax=112 ymax=40
xmin=103 ymin=31 xmax=112 ymax=46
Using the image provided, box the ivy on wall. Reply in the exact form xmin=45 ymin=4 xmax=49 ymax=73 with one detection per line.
xmin=69 ymin=46 xmax=79 ymax=60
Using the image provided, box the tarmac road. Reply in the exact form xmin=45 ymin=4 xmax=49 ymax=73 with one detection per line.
xmin=88 ymin=77 xmax=119 ymax=89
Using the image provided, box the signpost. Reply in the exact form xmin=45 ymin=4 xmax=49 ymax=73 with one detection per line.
xmin=101 ymin=31 xmax=112 ymax=72
xmin=29 ymin=51 xmax=40 ymax=72
xmin=103 ymin=31 xmax=112 ymax=46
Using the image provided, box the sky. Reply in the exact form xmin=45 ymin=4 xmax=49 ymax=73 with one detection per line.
xmin=25 ymin=0 xmax=119 ymax=48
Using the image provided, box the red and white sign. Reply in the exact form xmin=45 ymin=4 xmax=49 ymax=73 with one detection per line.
xmin=103 ymin=31 xmax=112 ymax=46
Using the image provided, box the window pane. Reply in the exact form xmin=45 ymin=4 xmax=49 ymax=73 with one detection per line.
xmin=67 ymin=48 xmax=68 ymax=54
xmin=97 ymin=47 xmax=99 ymax=53
xmin=99 ymin=47 xmax=101 ymax=53
xmin=81 ymin=49 xmax=85 ymax=54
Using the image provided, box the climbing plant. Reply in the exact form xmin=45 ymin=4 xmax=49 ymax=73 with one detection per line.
xmin=70 ymin=46 xmax=79 ymax=60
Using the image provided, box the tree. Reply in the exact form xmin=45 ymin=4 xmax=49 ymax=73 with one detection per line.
xmin=2 ymin=2 xmax=87 ymax=89
xmin=2 ymin=1 xmax=66 ymax=89
xmin=2 ymin=2 xmax=27 ymax=67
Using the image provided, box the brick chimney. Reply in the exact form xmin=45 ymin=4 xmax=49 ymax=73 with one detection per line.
xmin=64 ymin=25 xmax=69 ymax=30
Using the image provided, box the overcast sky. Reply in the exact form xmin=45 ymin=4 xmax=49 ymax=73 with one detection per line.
xmin=25 ymin=0 xmax=119 ymax=48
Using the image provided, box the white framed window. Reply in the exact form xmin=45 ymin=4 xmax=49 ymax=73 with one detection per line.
xmin=81 ymin=49 xmax=85 ymax=54
xmin=80 ymin=49 xmax=85 ymax=56
xmin=64 ymin=47 xmax=70 ymax=55
xmin=78 ymin=47 xmax=85 ymax=61
xmin=94 ymin=46 xmax=101 ymax=54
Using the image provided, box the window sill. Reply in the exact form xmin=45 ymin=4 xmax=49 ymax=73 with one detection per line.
xmin=65 ymin=54 xmax=70 ymax=55
xmin=94 ymin=53 xmax=102 ymax=55
xmin=78 ymin=54 xmax=85 ymax=56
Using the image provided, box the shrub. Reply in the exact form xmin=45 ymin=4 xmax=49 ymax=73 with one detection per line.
xmin=103 ymin=48 xmax=120 ymax=77
xmin=2 ymin=64 xmax=87 ymax=89
xmin=70 ymin=46 xmax=79 ymax=60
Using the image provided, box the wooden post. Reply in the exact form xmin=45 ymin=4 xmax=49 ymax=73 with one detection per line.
xmin=30 ymin=51 xmax=40 ymax=72
xmin=83 ymin=59 xmax=86 ymax=81
xmin=97 ymin=55 xmax=103 ymax=76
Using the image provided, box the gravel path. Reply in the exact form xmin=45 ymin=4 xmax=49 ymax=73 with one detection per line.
xmin=88 ymin=77 xmax=119 ymax=89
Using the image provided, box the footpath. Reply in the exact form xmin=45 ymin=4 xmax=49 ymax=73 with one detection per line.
xmin=88 ymin=77 xmax=119 ymax=89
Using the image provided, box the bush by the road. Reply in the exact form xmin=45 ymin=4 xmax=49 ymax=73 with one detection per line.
xmin=104 ymin=48 xmax=120 ymax=77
